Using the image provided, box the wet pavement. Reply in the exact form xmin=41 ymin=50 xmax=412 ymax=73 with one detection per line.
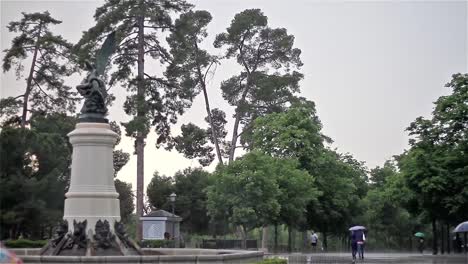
xmin=268 ymin=252 xmax=468 ymax=264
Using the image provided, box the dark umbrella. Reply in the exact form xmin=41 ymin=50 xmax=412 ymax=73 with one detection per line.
xmin=349 ymin=226 xmax=366 ymax=231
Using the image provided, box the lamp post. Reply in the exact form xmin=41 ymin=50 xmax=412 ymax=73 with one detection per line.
xmin=169 ymin=192 xmax=177 ymax=242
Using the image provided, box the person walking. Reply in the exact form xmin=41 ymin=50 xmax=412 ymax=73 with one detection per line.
xmin=310 ymin=231 xmax=319 ymax=252
xmin=418 ymin=237 xmax=424 ymax=254
xmin=350 ymin=231 xmax=358 ymax=262
xmin=355 ymin=230 xmax=366 ymax=260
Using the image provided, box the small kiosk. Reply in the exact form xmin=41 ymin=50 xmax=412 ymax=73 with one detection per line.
xmin=140 ymin=210 xmax=182 ymax=240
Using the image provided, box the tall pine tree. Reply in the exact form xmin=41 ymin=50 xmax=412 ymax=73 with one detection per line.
xmin=166 ymin=10 xmax=226 ymax=165
xmin=2 ymin=11 xmax=77 ymax=127
xmin=214 ymin=9 xmax=303 ymax=162
xmin=76 ymin=0 xmax=193 ymax=240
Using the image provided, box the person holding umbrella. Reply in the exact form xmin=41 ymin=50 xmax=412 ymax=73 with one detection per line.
xmin=349 ymin=226 xmax=366 ymax=261
xmin=414 ymin=232 xmax=425 ymax=253
xmin=453 ymin=221 xmax=468 ymax=254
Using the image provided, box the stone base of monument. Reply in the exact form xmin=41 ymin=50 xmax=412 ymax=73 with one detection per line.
xmin=15 ymin=248 xmax=264 ymax=263
xmin=39 ymin=122 xmax=142 ymax=256
xmin=39 ymin=219 xmax=142 ymax=256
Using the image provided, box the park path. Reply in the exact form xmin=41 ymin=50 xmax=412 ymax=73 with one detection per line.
xmin=267 ymin=252 xmax=468 ymax=264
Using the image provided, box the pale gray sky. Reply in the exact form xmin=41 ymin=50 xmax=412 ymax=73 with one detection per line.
xmin=1 ymin=0 xmax=467 ymax=193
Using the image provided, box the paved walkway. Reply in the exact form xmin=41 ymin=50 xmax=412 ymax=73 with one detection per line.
xmin=267 ymin=252 xmax=468 ymax=264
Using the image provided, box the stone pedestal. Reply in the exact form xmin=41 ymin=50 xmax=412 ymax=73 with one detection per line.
xmin=64 ymin=122 xmax=120 ymax=234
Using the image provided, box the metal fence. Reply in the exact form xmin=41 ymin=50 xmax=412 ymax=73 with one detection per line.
xmin=201 ymin=239 xmax=258 ymax=249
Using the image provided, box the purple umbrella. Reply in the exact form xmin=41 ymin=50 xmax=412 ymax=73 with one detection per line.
xmin=453 ymin=221 xmax=468 ymax=233
xmin=349 ymin=226 xmax=366 ymax=231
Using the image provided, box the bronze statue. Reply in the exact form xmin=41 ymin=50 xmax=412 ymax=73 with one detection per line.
xmin=63 ymin=220 xmax=88 ymax=250
xmin=93 ymin=220 xmax=115 ymax=249
xmin=76 ymin=61 xmax=108 ymax=121
xmin=51 ymin=220 xmax=68 ymax=248
xmin=76 ymin=31 xmax=116 ymax=123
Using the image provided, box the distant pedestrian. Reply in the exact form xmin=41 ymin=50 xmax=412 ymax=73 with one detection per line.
xmin=310 ymin=231 xmax=319 ymax=252
xmin=418 ymin=238 xmax=424 ymax=253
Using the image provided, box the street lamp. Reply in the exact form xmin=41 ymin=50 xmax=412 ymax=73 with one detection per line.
xmin=169 ymin=193 xmax=177 ymax=241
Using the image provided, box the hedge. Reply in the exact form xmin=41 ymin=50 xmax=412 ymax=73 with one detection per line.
xmin=139 ymin=239 xmax=175 ymax=248
xmin=4 ymin=239 xmax=47 ymax=248
xmin=254 ymin=258 xmax=287 ymax=264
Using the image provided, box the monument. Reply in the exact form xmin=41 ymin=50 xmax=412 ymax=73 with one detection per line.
xmin=24 ymin=32 xmax=263 ymax=263
xmin=40 ymin=32 xmax=141 ymax=256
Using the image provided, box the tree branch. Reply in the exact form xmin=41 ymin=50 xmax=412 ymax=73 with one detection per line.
xmin=111 ymin=53 xmax=138 ymax=61
xmin=236 ymin=123 xmax=254 ymax=139
xmin=143 ymin=25 xmax=172 ymax=30
xmin=33 ymin=70 xmax=58 ymax=87
xmin=33 ymin=79 xmax=55 ymax=101
xmin=203 ymin=61 xmax=217 ymax=85
xmin=119 ymin=36 xmax=138 ymax=47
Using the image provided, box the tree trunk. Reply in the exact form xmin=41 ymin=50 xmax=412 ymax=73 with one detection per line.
xmin=135 ymin=6 xmax=145 ymax=242
xmin=228 ymin=111 xmax=241 ymax=162
xmin=261 ymin=226 xmax=269 ymax=252
xmin=464 ymin=233 xmax=468 ymax=254
xmin=287 ymin=225 xmax=292 ymax=253
xmin=274 ymin=224 xmax=278 ymax=253
xmin=302 ymin=231 xmax=308 ymax=252
xmin=22 ymin=24 xmax=42 ymax=128
xmin=446 ymin=223 xmax=450 ymax=254
xmin=409 ymin=234 xmax=413 ymax=252
xmin=193 ymin=43 xmax=223 ymax=165
xmin=323 ymin=232 xmax=328 ymax=251
xmin=441 ymin=222 xmax=445 ymax=254
xmin=432 ymin=218 xmax=438 ymax=255
xmin=241 ymin=226 xmax=247 ymax=249
xmin=228 ymin=75 xmax=251 ymax=162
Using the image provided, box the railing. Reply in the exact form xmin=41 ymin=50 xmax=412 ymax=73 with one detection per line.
xmin=201 ymin=239 xmax=258 ymax=249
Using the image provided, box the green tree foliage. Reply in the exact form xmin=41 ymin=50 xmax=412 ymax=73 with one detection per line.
xmin=398 ymin=73 xmax=468 ymax=254
xmin=109 ymin=121 xmax=131 ymax=176
xmin=76 ymin=0 xmax=193 ymax=239
xmin=207 ymin=152 xmax=281 ymax=245
xmin=2 ymin=11 xmax=77 ymax=127
xmin=166 ymin=10 xmax=225 ymax=164
xmin=146 ymin=171 xmax=174 ymax=210
xmin=115 ymin=179 xmax=134 ymax=223
xmin=248 ymin=103 xmax=367 ymax=249
xmin=249 ymin=101 xmax=324 ymax=162
xmin=248 ymin=103 xmax=323 ymax=250
xmin=214 ymin=9 xmax=304 ymax=162
xmin=306 ymin=150 xmax=366 ymax=249
xmin=0 ymin=113 xmax=75 ymax=239
xmin=170 ymin=123 xmax=214 ymax=166
xmin=109 ymin=121 xmax=133 ymax=223
xmin=206 ymin=151 xmax=316 ymax=247
xmin=167 ymin=8 xmax=305 ymax=168
xmin=146 ymin=168 xmax=212 ymax=234
xmin=369 ymin=160 xmax=396 ymax=188
xmin=172 ymin=168 xmax=212 ymax=234
xmin=362 ymin=161 xmax=419 ymax=250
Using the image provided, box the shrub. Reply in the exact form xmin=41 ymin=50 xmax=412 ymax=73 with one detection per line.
xmin=139 ymin=239 xmax=175 ymax=248
xmin=4 ymin=239 xmax=47 ymax=248
xmin=254 ymin=258 xmax=287 ymax=264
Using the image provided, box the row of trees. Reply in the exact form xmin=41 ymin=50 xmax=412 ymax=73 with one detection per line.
xmin=144 ymin=71 xmax=467 ymax=252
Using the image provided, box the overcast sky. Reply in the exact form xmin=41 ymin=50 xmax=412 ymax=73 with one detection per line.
xmin=1 ymin=0 xmax=467 ymax=193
